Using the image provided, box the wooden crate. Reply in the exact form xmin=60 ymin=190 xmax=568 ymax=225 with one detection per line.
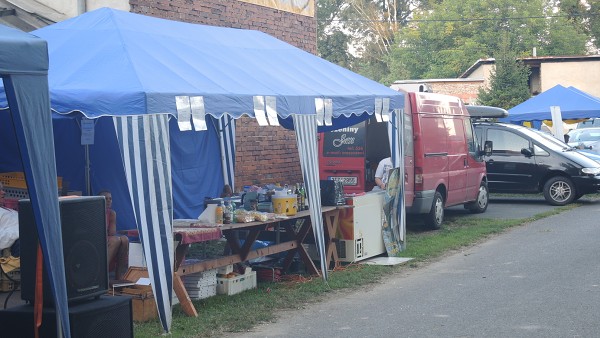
xmin=112 ymin=267 xmax=158 ymax=322
xmin=118 ymin=286 xmax=157 ymax=322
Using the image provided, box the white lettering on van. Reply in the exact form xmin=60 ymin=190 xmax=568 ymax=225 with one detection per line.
xmin=332 ymin=134 xmax=355 ymax=147
xmin=336 ymin=127 xmax=359 ymax=134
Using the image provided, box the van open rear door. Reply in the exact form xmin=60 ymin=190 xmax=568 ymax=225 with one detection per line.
xmin=318 ymin=121 xmax=367 ymax=194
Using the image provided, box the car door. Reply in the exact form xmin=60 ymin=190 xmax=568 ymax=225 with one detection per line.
xmin=484 ymin=127 xmax=540 ymax=193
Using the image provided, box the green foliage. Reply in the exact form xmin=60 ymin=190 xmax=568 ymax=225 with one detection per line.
xmin=476 ymin=36 xmax=531 ymax=109
xmin=389 ymin=0 xmax=590 ymax=79
xmin=317 ymin=0 xmax=355 ymax=69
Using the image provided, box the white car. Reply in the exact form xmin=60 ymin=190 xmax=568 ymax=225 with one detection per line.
xmin=567 ymin=127 xmax=600 ymax=153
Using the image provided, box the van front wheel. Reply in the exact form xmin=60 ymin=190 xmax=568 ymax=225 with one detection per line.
xmin=465 ymin=183 xmax=489 ymax=214
xmin=424 ymin=191 xmax=444 ymax=230
xmin=543 ymin=176 xmax=575 ymax=206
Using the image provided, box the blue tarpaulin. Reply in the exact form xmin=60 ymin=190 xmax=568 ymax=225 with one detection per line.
xmin=503 ymin=84 xmax=600 ymax=125
xmin=0 ymin=25 xmax=70 ymax=337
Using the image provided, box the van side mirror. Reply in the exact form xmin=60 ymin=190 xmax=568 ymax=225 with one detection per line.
xmin=521 ymin=148 xmax=533 ymax=157
xmin=483 ymin=140 xmax=493 ymax=156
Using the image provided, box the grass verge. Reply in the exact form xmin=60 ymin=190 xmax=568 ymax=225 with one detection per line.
xmin=133 ymin=199 xmax=585 ymax=337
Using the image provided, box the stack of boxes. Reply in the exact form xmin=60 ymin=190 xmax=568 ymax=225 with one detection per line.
xmin=182 ymin=269 xmax=217 ymax=300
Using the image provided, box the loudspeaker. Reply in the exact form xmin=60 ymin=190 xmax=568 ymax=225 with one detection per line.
xmin=19 ymin=196 xmax=108 ymax=304
xmin=319 ymin=180 xmax=346 ymax=206
xmin=0 ymin=295 xmax=133 ymax=338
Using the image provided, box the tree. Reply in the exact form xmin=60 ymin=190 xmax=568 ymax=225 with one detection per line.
xmin=476 ymin=36 xmax=531 ymax=110
xmin=390 ymin=0 xmax=590 ymax=79
xmin=317 ymin=0 xmax=356 ymax=68
xmin=317 ymin=0 xmax=421 ymax=81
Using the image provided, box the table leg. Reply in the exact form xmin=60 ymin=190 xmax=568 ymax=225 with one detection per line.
xmin=173 ymin=271 xmax=198 ymax=317
xmin=282 ymin=220 xmax=319 ymax=275
xmin=323 ymin=210 xmax=341 ymax=270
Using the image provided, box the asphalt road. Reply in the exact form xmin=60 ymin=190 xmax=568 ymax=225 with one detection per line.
xmin=229 ymin=197 xmax=600 ymax=338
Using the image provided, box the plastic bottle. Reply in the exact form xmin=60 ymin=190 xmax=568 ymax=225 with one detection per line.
xmin=215 ymin=201 xmax=224 ymax=224
xmin=228 ymin=200 xmax=236 ymax=223
xmin=223 ymin=201 xmax=232 ymax=224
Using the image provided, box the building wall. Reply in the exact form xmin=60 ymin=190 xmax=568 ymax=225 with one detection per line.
xmin=426 ymin=81 xmax=484 ymax=105
xmin=35 ymin=0 xmax=129 ymax=18
xmin=540 ymin=61 xmax=600 ymax=97
xmin=129 ymin=0 xmax=317 ymax=189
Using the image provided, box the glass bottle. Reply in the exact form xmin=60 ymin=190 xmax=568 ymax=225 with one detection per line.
xmin=295 ymin=183 xmax=302 ymax=211
xmin=299 ymin=183 xmax=306 ymax=210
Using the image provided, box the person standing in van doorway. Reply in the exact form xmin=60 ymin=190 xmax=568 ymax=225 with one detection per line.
xmin=374 ymin=157 xmax=393 ymax=191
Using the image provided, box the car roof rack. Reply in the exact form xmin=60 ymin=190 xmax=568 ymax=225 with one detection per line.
xmin=466 ymin=105 xmax=509 ymax=119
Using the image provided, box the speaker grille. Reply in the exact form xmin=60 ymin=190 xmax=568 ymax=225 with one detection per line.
xmin=19 ymin=196 xmax=109 ymax=304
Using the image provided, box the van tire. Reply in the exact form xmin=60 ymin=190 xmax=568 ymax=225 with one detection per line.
xmin=465 ymin=182 xmax=489 ymax=213
xmin=543 ymin=176 xmax=576 ymax=206
xmin=424 ymin=191 xmax=444 ymax=229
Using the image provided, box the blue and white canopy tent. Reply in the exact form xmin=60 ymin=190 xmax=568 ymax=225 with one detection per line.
xmin=0 ymin=25 xmax=70 ymax=337
xmin=503 ymin=84 xmax=600 ymax=128
xmin=0 ymin=8 xmax=405 ymax=333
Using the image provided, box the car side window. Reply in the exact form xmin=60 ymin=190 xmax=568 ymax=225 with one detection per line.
xmin=488 ymin=129 xmax=530 ymax=155
xmin=533 ymin=144 xmax=549 ymax=156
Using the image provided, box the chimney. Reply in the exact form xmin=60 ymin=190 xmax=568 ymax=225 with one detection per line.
xmin=533 ymin=47 xmax=537 ymax=57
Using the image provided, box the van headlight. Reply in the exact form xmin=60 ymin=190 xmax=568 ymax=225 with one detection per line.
xmin=582 ymin=167 xmax=600 ymax=175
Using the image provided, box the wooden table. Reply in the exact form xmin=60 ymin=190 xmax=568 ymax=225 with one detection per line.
xmin=172 ymin=205 xmax=348 ymax=317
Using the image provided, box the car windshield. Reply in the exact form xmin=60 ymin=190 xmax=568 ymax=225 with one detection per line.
xmin=569 ymin=129 xmax=600 ymax=142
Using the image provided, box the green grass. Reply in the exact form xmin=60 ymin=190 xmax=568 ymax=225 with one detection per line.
xmin=133 ymin=197 xmax=590 ymax=337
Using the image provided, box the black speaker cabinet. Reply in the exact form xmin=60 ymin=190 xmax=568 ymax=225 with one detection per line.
xmin=19 ymin=196 xmax=109 ymax=304
xmin=320 ymin=180 xmax=345 ymax=206
xmin=0 ymin=295 xmax=133 ymax=338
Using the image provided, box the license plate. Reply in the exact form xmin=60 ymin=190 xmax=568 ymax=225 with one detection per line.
xmin=329 ymin=176 xmax=358 ymax=186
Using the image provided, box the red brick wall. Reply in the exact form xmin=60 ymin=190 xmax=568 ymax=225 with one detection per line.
xmin=129 ymin=0 xmax=316 ymax=188
xmin=427 ymin=81 xmax=484 ymax=105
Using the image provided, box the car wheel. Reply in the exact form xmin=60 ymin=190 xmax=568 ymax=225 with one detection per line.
xmin=465 ymin=182 xmax=489 ymax=214
xmin=543 ymin=176 xmax=576 ymax=206
xmin=424 ymin=191 xmax=444 ymax=230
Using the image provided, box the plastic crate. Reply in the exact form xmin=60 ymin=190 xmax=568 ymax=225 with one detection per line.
xmin=3 ymin=187 xmax=28 ymax=199
xmin=0 ymin=172 xmax=63 ymax=190
xmin=216 ymin=271 xmax=257 ymax=296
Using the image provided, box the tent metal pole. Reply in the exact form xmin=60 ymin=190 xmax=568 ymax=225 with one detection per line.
xmin=85 ymin=144 xmax=91 ymax=195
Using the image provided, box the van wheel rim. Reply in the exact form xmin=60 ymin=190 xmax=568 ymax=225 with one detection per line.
xmin=434 ymin=199 xmax=443 ymax=223
xmin=477 ymin=186 xmax=488 ymax=208
xmin=550 ymin=181 xmax=572 ymax=202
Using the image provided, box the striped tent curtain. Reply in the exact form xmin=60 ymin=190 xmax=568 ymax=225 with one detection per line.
xmin=293 ymin=114 xmax=328 ymax=281
xmin=387 ymin=109 xmax=406 ymax=248
xmin=113 ymin=114 xmax=174 ymax=333
xmin=218 ymin=115 xmax=236 ymax=191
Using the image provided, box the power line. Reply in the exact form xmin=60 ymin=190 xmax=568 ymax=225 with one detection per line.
xmin=319 ymin=12 xmax=596 ymax=24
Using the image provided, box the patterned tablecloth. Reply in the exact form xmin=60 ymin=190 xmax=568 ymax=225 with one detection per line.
xmin=172 ymin=219 xmax=222 ymax=244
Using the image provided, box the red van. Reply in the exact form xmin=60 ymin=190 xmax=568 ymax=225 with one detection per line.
xmin=319 ymin=91 xmax=491 ymax=228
